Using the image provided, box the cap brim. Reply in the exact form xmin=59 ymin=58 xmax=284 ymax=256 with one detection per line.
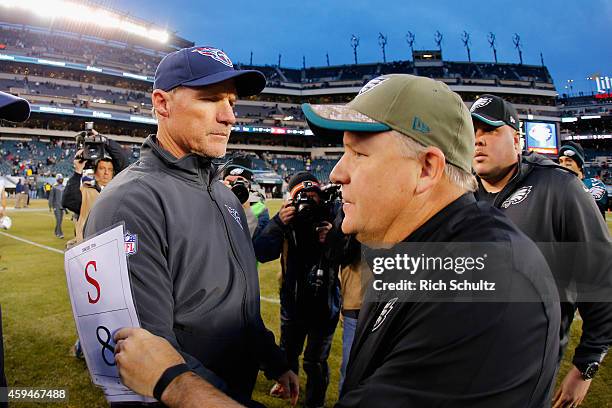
xmin=302 ymin=103 xmax=390 ymax=138
xmin=471 ymin=112 xmax=505 ymax=128
xmin=181 ymin=69 xmax=266 ymax=97
xmin=0 ymin=92 xmax=30 ymax=122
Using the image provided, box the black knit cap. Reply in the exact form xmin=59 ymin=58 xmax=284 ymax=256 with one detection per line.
xmin=559 ymin=141 xmax=585 ymax=168
xmin=288 ymin=171 xmax=320 ymax=195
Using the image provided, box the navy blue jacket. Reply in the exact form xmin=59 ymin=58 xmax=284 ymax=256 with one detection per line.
xmin=85 ymin=135 xmax=288 ymax=404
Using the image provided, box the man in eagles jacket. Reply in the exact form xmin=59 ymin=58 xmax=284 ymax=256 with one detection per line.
xmin=85 ymin=46 xmax=297 ymax=407
xmin=558 ymin=141 xmax=609 ymax=220
xmin=471 ymin=94 xmax=612 ymax=408
xmin=109 ymin=75 xmax=561 ymax=408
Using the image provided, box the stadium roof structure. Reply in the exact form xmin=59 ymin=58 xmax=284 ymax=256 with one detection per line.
xmin=0 ymin=0 xmax=193 ymax=51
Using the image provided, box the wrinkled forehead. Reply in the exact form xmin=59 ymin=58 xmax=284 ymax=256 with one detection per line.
xmin=96 ymin=160 xmax=114 ymax=171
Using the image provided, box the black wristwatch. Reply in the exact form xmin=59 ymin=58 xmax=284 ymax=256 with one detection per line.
xmin=576 ymin=362 xmax=600 ymax=380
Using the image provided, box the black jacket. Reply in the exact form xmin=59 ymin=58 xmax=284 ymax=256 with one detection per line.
xmin=62 ymin=138 xmax=128 ymax=215
xmin=337 ymin=194 xmax=560 ymax=408
xmin=84 ymin=135 xmax=288 ymax=403
xmin=254 ymin=206 xmax=341 ymax=323
xmin=475 ymin=152 xmax=612 ymax=368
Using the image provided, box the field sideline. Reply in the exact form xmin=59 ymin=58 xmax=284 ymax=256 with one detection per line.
xmin=0 ymin=198 xmax=610 ymax=407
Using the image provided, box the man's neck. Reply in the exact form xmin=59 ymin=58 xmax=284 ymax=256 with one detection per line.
xmin=480 ymin=162 xmax=518 ymax=193
xmin=379 ymin=183 xmax=467 ymax=245
xmin=156 ymin=130 xmax=186 ymax=159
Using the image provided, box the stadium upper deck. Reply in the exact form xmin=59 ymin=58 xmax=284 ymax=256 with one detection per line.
xmin=0 ymin=1 xmax=560 ymax=151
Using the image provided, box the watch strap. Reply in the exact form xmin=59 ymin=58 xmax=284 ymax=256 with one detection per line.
xmin=153 ymin=363 xmax=192 ymax=401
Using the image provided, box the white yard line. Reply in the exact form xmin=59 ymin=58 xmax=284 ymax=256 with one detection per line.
xmin=0 ymin=231 xmax=64 ymax=254
xmin=0 ymin=231 xmax=281 ymax=304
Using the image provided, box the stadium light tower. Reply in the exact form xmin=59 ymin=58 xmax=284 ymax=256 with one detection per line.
xmin=461 ymin=31 xmax=472 ymax=62
xmin=326 ymin=52 xmax=330 ymax=67
xmin=434 ymin=30 xmax=443 ymax=53
xmin=249 ymin=51 xmax=253 ymax=65
xmin=302 ymin=56 xmax=306 ymax=70
xmin=488 ymin=32 xmax=498 ymax=63
xmin=351 ymin=34 xmax=360 ymax=64
xmin=540 ymin=52 xmax=544 ymax=67
xmin=0 ymin=0 xmax=169 ymax=43
xmin=565 ymin=79 xmax=575 ymax=97
xmin=406 ymin=31 xmax=416 ymax=60
xmin=278 ymin=53 xmax=282 ymax=67
xmin=378 ymin=32 xmax=388 ymax=63
xmin=513 ymin=33 xmax=523 ymax=65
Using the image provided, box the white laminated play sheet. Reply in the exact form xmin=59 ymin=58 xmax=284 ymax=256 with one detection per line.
xmin=64 ymin=224 xmax=155 ymax=403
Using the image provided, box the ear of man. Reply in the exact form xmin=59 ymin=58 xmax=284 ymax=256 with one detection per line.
xmin=414 ymin=146 xmax=446 ymax=195
xmin=152 ymin=89 xmax=173 ymax=119
xmin=513 ymin=130 xmax=521 ymax=155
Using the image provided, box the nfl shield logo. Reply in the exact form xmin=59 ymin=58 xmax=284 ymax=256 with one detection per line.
xmin=124 ymin=231 xmax=138 ymax=256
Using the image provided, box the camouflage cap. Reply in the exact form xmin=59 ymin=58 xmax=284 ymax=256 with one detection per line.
xmin=302 ymin=74 xmax=475 ymax=173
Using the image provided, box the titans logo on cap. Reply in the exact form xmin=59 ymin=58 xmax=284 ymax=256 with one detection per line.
xmin=191 ymin=47 xmax=233 ymax=67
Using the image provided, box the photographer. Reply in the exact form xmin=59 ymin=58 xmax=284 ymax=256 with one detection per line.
xmin=62 ymin=126 xmax=128 ymax=242
xmin=254 ymin=171 xmax=342 ymax=408
xmin=222 ymin=164 xmax=269 ymax=241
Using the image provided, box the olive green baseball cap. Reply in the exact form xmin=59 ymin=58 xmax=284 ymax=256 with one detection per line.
xmin=302 ymin=74 xmax=475 ymax=173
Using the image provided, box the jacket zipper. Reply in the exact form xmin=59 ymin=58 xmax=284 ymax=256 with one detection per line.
xmin=203 ymin=170 xmax=249 ymax=328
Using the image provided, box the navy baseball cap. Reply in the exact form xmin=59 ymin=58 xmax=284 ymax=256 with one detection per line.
xmin=154 ymin=46 xmax=266 ymax=96
xmin=0 ymin=91 xmax=30 ymax=122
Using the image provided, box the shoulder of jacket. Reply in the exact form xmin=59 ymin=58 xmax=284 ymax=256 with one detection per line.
xmin=524 ymin=164 xmax=577 ymax=186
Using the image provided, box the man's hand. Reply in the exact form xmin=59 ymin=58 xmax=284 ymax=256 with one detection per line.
xmin=278 ymin=200 xmax=296 ymax=225
xmin=114 ymin=327 xmax=185 ymax=397
xmin=552 ymin=366 xmax=592 ymax=408
xmin=316 ymin=221 xmax=332 ymax=243
xmin=274 ymin=370 xmax=299 ymax=406
xmin=73 ymin=149 xmax=86 ymax=175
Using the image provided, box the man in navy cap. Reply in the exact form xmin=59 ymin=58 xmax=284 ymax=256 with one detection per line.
xmin=0 ymin=90 xmax=31 ymax=408
xmin=85 ymin=47 xmax=298 ymax=406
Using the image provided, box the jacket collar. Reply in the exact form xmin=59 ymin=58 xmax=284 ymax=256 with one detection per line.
xmin=476 ymin=151 xmax=572 ymax=207
xmin=404 ymin=193 xmax=476 ymax=242
xmin=141 ymin=134 xmax=217 ymax=184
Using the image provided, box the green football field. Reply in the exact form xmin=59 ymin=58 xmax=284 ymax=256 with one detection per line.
xmin=0 ymin=198 xmax=610 ymax=407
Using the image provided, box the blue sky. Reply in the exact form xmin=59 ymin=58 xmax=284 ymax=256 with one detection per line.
xmin=112 ymin=0 xmax=611 ymax=94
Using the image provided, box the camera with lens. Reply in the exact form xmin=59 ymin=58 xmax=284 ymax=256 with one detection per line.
xmin=292 ymin=182 xmax=341 ymax=225
xmin=230 ymin=178 xmax=251 ymax=204
xmin=75 ymin=122 xmax=107 ymax=164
